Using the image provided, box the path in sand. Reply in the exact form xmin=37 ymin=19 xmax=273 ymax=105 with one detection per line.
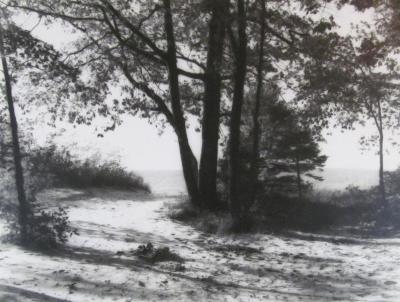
xmin=0 ymin=188 xmax=400 ymax=301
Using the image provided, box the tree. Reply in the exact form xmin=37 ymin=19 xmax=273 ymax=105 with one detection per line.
xmin=356 ymin=66 xmax=400 ymax=209
xmin=339 ymin=0 xmax=400 ymax=47
xmin=353 ymin=0 xmax=400 ymax=209
xmin=12 ymin=0 xmax=236 ymax=209
xmin=0 ymin=4 xmax=93 ymax=242
xmin=259 ymin=101 xmax=327 ymax=200
xmin=10 ymin=0 xmax=188 ymax=205
xmin=248 ymin=0 xmax=267 ymax=207
xmin=297 ymin=23 xmax=400 ymax=211
xmin=199 ymin=0 xmax=229 ymax=209
xmin=226 ymin=0 xmax=344 ymax=221
xmin=12 ymin=0 xmax=355 ymax=217
xmin=228 ymin=0 xmax=248 ymax=222
xmin=0 ymin=10 xmax=29 ymax=241
xmin=161 ymin=0 xmax=200 ymax=204
xmin=376 ymin=0 xmax=400 ymax=48
xmin=230 ymin=89 xmax=327 ymax=205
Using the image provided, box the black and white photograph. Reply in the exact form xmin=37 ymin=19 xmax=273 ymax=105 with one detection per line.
xmin=1 ymin=0 xmax=400 ymax=301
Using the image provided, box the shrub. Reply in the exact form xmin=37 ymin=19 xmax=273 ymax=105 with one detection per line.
xmin=168 ymin=198 xmax=200 ymax=221
xmin=311 ymin=185 xmax=375 ymax=207
xmin=29 ymin=144 xmax=150 ymax=192
xmin=384 ymin=168 xmax=400 ymax=196
xmin=0 ymin=134 xmax=76 ymax=248
xmin=27 ymin=206 xmax=77 ymax=249
xmin=168 ymin=199 xmax=232 ymax=234
xmin=253 ymin=185 xmax=384 ymax=232
xmin=0 ymin=197 xmax=76 ymax=249
xmin=0 ymin=152 xmax=75 ymax=249
xmin=134 ymin=242 xmax=184 ymax=264
xmin=257 ymin=193 xmax=337 ymax=230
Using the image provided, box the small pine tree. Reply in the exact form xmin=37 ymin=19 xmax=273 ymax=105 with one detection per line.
xmin=218 ymin=92 xmax=327 ymax=212
xmin=259 ymin=101 xmax=327 ymax=200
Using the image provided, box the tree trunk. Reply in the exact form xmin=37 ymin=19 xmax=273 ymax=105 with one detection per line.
xmin=296 ymin=155 xmax=302 ymax=200
xmin=229 ymin=0 xmax=247 ymax=221
xmin=378 ymin=133 xmax=386 ymax=206
xmin=199 ymin=0 xmax=229 ymax=210
xmin=0 ymin=22 xmax=29 ymax=242
xmin=376 ymin=98 xmax=387 ymax=210
xmin=377 ymin=129 xmax=386 ymax=211
xmin=248 ymin=0 xmax=266 ymax=208
xmin=176 ymin=129 xmax=200 ymax=205
xmin=163 ymin=0 xmax=200 ymax=204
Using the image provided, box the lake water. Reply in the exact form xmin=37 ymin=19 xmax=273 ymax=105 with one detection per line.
xmin=137 ymin=168 xmax=379 ymax=196
xmin=137 ymin=170 xmax=188 ymax=196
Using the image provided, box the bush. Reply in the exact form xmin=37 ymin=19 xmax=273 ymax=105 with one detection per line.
xmin=257 ymin=192 xmax=340 ymax=231
xmin=384 ymin=168 xmax=400 ymax=196
xmin=255 ymin=185 xmax=396 ymax=233
xmin=311 ymin=185 xmax=375 ymax=207
xmin=134 ymin=242 xmax=184 ymax=264
xmin=168 ymin=199 xmax=232 ymax=234
xmin=168 ymin=198 xmax=200 ymax=221
xmin=27 ymin=206 xmax=76 ymax=249
xmin=29 ymin=144 xmax=150 ymax=192
xmin=0 ymin=134 xmax=77 ymax=248
xmin=0 ymin=197 xmax=76 ymax=249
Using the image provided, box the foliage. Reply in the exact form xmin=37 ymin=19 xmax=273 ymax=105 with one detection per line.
xmin=168 ymin=199 xmax=231 ymax=234
xmin=312 ymin=185 xmax=373 ymax=206
xmin=9 ymin=0 xmax=349 ymax=212
xmin=26 ymin=205 xmax=76 ymax=249
xmin=0 ymin=138 xmax=76 ymax=249
xmin=296 ymin=7 xmax=400 ymax=208
xmin=257 ymin=185 xmax=384 ymax=232
xmin=9 ymin=0 xmax=339 ymax=122
xmin=0 ymin=9 xmax=102 ymax=128
xmin=134 ymin=242 xmax=184 ymax=264
xmin=258 ymin=193 xmax=341 ymax=230
xmin=4 ymin=0 xmax=400 ymax=225
xmin=0 ymin=134 xmax=75 ymax=248
xmin=28 ymin=144 xmax=150 ymax=192
xmin=342 ymin=0 xmax=400 ymax=49
xmin=169 ymin=183 xmax=400 ymax=235
xmin=0 ymin=4 xmax=107 ymax=245
xmin=0 ymin=195 xmax=75 ymax=249
xmin=218 ymin=90 xmax=327 ymax=209
xmin=168 ymin=198 xmax=200 ymax=221
xmin=384 ymin=168 xmax=400 ymax=197
xmin=257 ymin=100 xmax=327 ymax=198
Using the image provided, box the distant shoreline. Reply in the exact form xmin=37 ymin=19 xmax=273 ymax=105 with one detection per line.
xmin=135 ymin=168 xmax=381 ymax=196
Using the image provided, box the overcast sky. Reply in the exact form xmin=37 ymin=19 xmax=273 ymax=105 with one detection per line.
xmin=15 ymin=3 xmax=400 ymax=172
